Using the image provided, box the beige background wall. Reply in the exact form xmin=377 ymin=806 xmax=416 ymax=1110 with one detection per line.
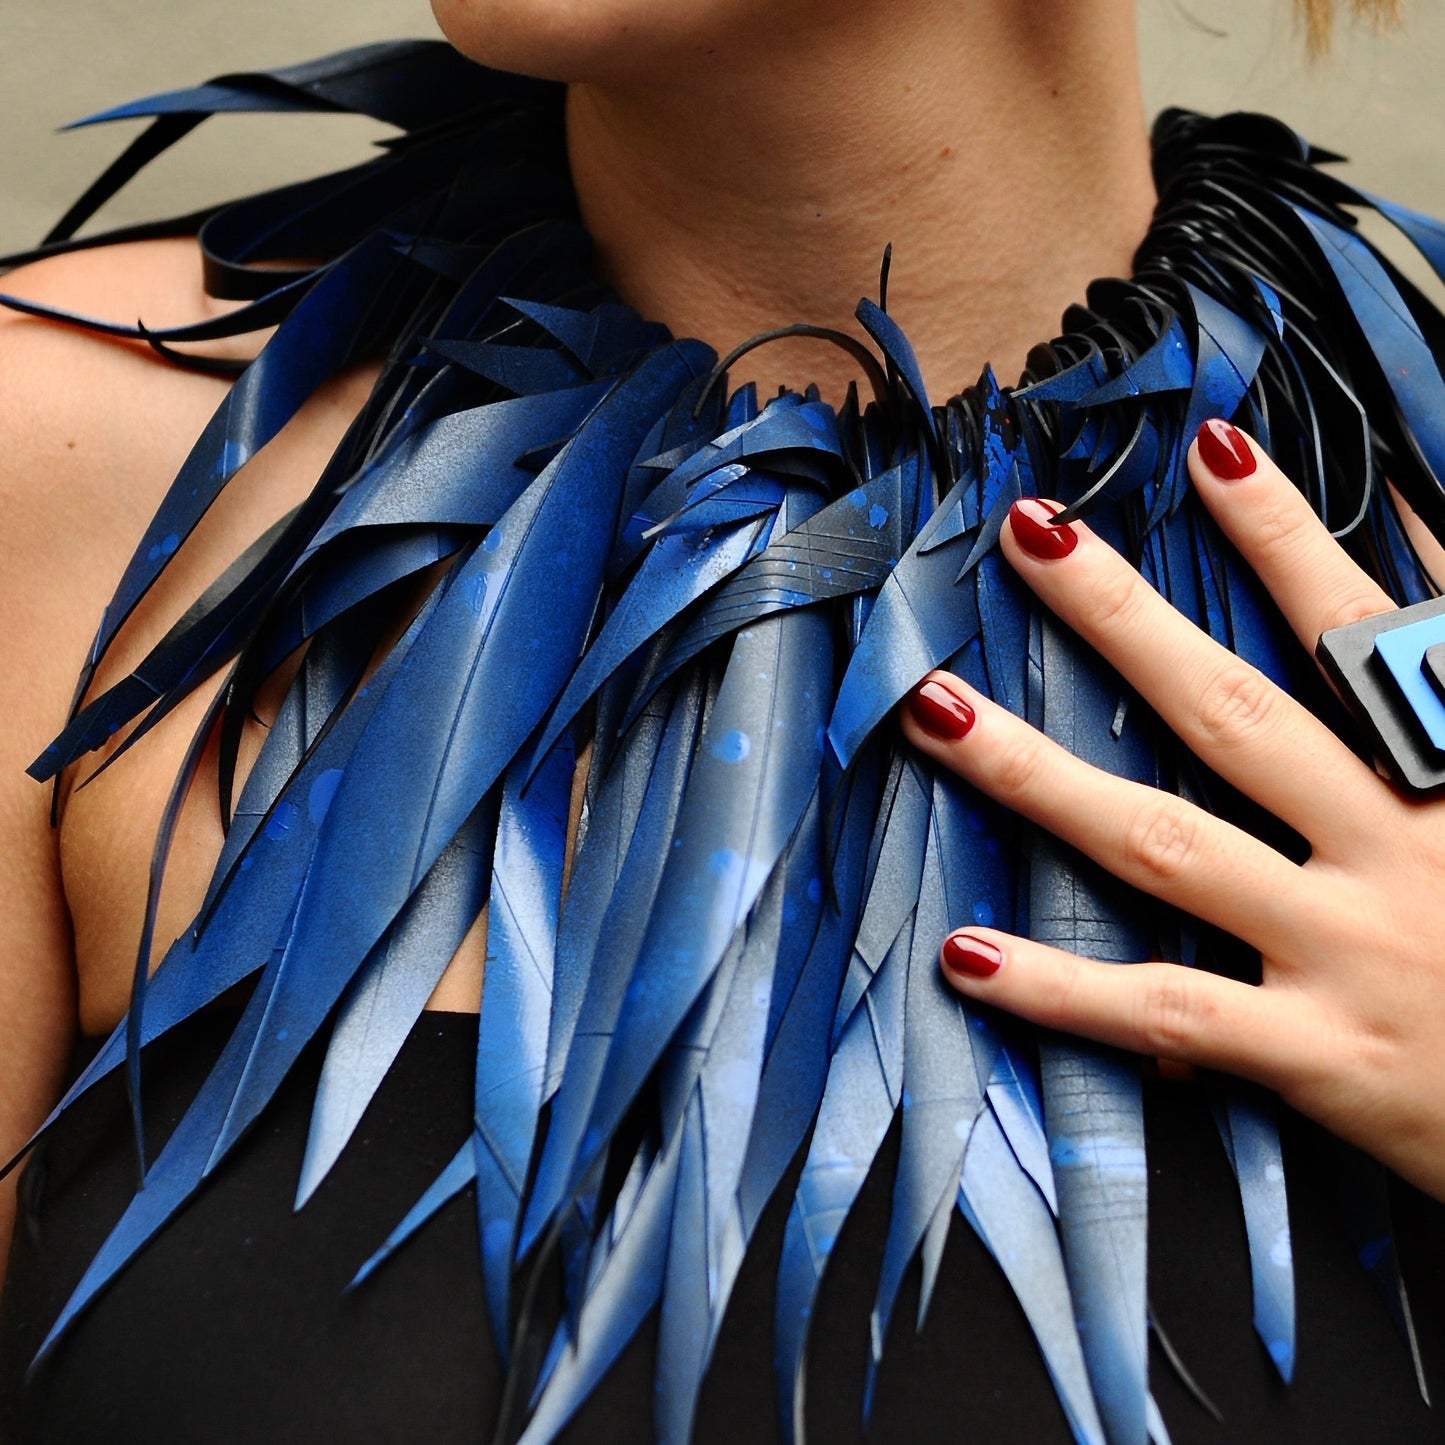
xmin=1 ymin=2 xmax=1443 ymax=257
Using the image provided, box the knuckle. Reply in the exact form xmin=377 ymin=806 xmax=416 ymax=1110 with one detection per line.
xmin=1277 ymin=1000 xmax=1377 ymax=1109
xmin=1327 ymin=589 xmax=1392 ymax=631
xmin=1038 ymin=953 xmax=1088 ymax=1030
xmin=1083 ymin=561 xmax=1147 ymax=635
xmin=991 ymin=731 xmax=1050 ymax=798
xmin=1250 ymin=491 xmax=1313 ymax=561
xmin=1136 ymin=970 xmax=1210 ymax=1058
xmin=1191 ymin=661 xmax=1277 ymax=750
xmin=1120 ymin=799 xmax=1199 ymax=884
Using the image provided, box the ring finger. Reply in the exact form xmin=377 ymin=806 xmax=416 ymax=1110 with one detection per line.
xmin=901 ymin=671 xmax=1321 ymax=960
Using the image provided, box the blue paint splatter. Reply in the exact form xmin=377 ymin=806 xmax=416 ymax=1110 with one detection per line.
xmin=1269 ymin=1226 xmax=1292 ymax=1269
xmin=463 ymin=572 xmax=488 ymax=615
xmin=307 ymin=768 xmax=345 ymax=826
xmin=712 ymin=729 xmax=752 ymax=763
xmin=219 ymin=439 xmax=249 ymax=475
xmin=708 ymin=847 xmax=743 ymax=878
xmin=264 ymin=801 xmax=299 ymax=842
xmin=1359 ymin=1236 xmax=1389 ymax=1271
xmin=479 ymin=527 xmax=506 ymax=567
xmin=868 ymin=504 xmax=889 ymax=529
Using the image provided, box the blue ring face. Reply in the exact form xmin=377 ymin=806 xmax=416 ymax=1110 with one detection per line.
xmin=1375 ymin=610 xmax=1445 ymax=753
xmin=1317 ymin=593 xmax=1445 ymax=796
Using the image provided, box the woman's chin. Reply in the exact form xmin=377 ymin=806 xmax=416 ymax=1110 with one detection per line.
xmin=429 ymin=0 xmax=776 ymax=84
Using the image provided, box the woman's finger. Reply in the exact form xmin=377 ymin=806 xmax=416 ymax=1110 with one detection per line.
xmin=1188 ymin=419 xmax=1396 ymax=647
xmin=901 ymin=672 xmax=1316 ymax=957
xmin=937 ymin=927 xmax=1325 ymax=1093
xmin=996 ymin=495 xmax=1385 ymax=851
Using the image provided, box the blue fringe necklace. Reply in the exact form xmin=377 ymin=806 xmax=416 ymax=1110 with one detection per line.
xmin=4 ymin=39 xmax=1444 ymax=1445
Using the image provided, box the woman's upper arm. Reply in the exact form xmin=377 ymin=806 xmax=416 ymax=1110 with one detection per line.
xmin=0 ymin=240 xmax=251 ymax=1277
xmin=0 ymin=309 xmax=89 ymax=1278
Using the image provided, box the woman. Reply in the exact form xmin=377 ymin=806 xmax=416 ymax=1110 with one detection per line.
xmin=0 ymin=1 xmax=1441 ymax=1441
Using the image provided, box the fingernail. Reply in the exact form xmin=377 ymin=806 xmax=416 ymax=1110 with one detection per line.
xmin=907 ymin=678 xmax=976 ymax=741
xmin=1154 ymin=1057 xmax=1198 ymax=1083
xmin=1009 ymin=497 xmax=1078 ymax=560
xmin=1195 ymin=419 xmax=1257 ymax=481
xmin=942 ymin=933 xmax=1004 ymax=979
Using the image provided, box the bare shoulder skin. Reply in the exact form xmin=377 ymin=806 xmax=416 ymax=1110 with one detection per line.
xmin=0 ymin=237 xmax=404 ymax=1269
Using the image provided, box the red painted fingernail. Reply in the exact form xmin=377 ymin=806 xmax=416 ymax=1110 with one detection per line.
xmin=1009 ymin=497 xmax=1078 ymax=560
xmin=942 ymin=933 xmax=1004 ymax=979
xmin=907 ymin=678 xmax=976 ymax=741
xmin=1195 ymin=419 xmax=1257 ymax=481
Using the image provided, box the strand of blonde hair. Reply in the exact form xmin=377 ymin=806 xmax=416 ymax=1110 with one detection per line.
xmin=1297 ymin=0 xmax=1404 ymax=54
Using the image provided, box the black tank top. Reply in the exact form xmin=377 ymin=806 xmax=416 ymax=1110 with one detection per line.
xmin=2 ymin=1009 xmax=1442 ymax=1444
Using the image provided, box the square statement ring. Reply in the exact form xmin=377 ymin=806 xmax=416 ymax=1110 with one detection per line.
xmin=1317 ymin=594 xmax=1445 ymax=796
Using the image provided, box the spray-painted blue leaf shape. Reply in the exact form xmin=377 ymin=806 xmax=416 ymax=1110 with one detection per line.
xmin=1295 ymin=207 xmax=1445 ymax=491
xmin=1212 ymin=1086 xmax=1296 ymax=1382
xmin=959 ymin=1108 xmax=1106 ymax=1445
xmin=419 ymin=339 xmax=586 ymax=394
xmin=1041 ymin=1040 xmax=1148 ymax=1445
xmin=306 ymin=383 xmax=611 ymax=547
xmin=829 ymin=454 xmax=983 ymax=768
xmin=1366 ymin=190 xmax=1445 ymax=289
xmin=474 ymin=738 xmax=574 ymax=1354
xmin=529 ymin=505 xmax=777 ymax=768
xmin=865 ymin=789 xmax=996 ymax=1418
xmin=517 ymin=1145 xmax=681 ymax=1445
xmin=197 ymin=344 xmax=709 ymax=1171
xmin=987 ymin=1043 xmax=1058 ymax=1215
xmin=295 ymin=789 xmax=497 ymax=1207
xmin=629 ymin=461 xmax=917 ymax=723
xmin=527 ymin=601 xmax=830 ymax=1243
xmin=69 ymin=42 xmax=488 ymax=132
xmin=544 ymin=675 xmax=707 ymax=1102
xmin=775 ymin=917 xmax=907 ymax=1445
xmin=734 ymin=749 xmax=884 ymax=1244
xmin=653 ymin=809 xmax=821 ymax=1445
xmin=1077 ymin=318 xmax=1193 ymax=405
xmin=349 ymin=1137 xmax=477 ymax=1290
xmin=833 ymin=756 xmax=931 ymax=1039
xmin=26 ymin=596 xmax=439 ymax=1153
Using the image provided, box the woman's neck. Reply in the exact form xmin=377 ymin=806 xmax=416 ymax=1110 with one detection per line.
xmin=566 ymin=0 xmax=1157 ymax=403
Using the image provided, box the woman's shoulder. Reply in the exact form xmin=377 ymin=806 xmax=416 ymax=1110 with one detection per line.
xmin=0 ymin=237 xmax=378 ymax=1035
xmin=0 ymin=238 xmax=372 ymax=704
xmin=0 ymin=237 xmax=242 ymax=1189
xmin=0 ymin=240 xmax=237 ymax=640
xmin=0 ymin=240 xmax=238 ymax=755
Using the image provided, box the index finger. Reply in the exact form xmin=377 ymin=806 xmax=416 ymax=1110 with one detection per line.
xmin=1189 ymin=420 xmax=1395 ymax=649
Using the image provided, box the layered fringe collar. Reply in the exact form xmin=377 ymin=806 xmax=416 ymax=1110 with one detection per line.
xmin=5 ymin=40 xmax=1444 ymax=1445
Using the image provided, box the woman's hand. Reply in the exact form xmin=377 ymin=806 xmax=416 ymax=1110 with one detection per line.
xmin=899 ymin=420 xmax=1445 ymax=1202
